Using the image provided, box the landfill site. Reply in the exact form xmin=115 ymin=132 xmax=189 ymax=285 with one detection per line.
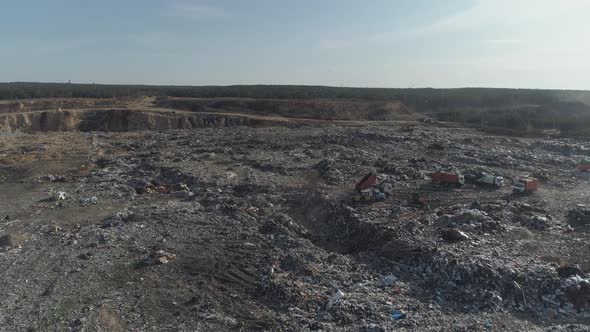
xmin=1 ymin=97 xmax=590 ymax=331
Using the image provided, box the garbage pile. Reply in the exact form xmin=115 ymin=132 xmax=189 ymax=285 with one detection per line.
xmin=435 ymin=207 xmax=504 ymax=233
xmin=314 ymin=158 xmax=344 ymax=184
xmin=1 ymin=122 xmax=590 ymax=331
xmin=568 ymin=207 xmax=590 ymax=224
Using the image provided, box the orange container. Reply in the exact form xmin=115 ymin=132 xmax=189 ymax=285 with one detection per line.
xmin=513 ymin=177 xmax=539 ymax=193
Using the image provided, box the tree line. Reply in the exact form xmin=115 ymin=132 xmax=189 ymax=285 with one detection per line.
xmin=0 ymin=82 xmax=578 ymax=107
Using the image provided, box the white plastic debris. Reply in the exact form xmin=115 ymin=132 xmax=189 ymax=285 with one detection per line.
xmin=328 ymin=289 xmax=345 ymax=307
xmin=142 ymin=250 xmax=177 ymax=265
xmin=50 ymin=190 xmax=67 ymax=201
xmin=563 ymin=275 xmax=590 ymax=290
xmin=381 ymin=182 xmax=394 ymax=196
xmin=225 ymin=172 xmax=239 ymax=186
xmin=383 ymin=274 xmax=398 ymax=287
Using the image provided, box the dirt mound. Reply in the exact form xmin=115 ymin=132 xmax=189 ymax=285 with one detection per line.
xmin=0 ymin=233 xmax=27 ymax=249
xmin=156 ymin=97 xmax=422 ymax=121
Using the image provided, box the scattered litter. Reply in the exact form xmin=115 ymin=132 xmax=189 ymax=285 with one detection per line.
xmin=224 ymin=172 xmax=239 ymax=186
xmin=50 ymin=190 xmax=67 ymax=201
xmin=0 ymin=233 xmax=26 ymax=249
xmin=513 ymin=281 xmax=527 ymax=307
xmin=390 ymin=310 xmax=406 ymax=320
xmin=43 ymin=174 xmax=66 ymax=182
xmin=146 ymin=185 xmax=170 ymax=194
xmin=327 ymin=289 xmax=344 ymax=308
xmin=557 ymin=264 xmax=584 ymax=278
xmin=521 ymin=215 xmax=551 ymax=230
xmin=79 ymin=196 xmax=98 ymax=206
xmin=101 ymin=209 xmax=138 ymax=228
xmin=382 ymin=274 xmax=397 ymax=287
xmin=313 ymin=158 xmax=343 ymax=184
xmin=141 ymin=250 xmax=177 ymax=266
xmin=436 ymin=208 xmax=502 ymax=233
xmin=441 ymin=228 xmax=470 ymax=242
xmin=380 ymin=182 xmax=394 ymax=195
xmin=172 ymin=190 xmax=194 ymax=200
xmin=3 ymin=117 xmax=590 ymax=330
xmin=568 ymin=207 xmax=590 ymax=224
xmin=562 ymin=275 xmax=590 ymax=307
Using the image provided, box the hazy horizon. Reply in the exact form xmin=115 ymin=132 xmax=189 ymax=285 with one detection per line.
xmin=4 ymin=81 xmax=590 ymax=93
xmin=2 ymin=0 xmax=589 ymax=90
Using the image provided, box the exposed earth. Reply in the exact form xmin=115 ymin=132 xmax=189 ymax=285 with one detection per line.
xmin=0 ymin=98 xmax=589 ymax=331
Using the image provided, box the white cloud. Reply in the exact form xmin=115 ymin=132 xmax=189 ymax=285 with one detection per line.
xmin=363 ymin=0 xmax=590 ymax=89
xmin=170 ymin=2 xmax=228 ymax=19
xmin=374 ymin=0 xmax=590 ymax=43
xmin=410 ymin=0 xmax=590 ymax=35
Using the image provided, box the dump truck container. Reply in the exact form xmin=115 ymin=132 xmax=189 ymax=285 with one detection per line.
xmin=431 ymin=171 xmax=465 ymax=186
xmin=355 ymin=172 xmax=377 ymax=191
xmin=512 ymin=177 xmax=539 ymax=193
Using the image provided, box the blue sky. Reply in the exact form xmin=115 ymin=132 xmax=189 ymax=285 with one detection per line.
xmin=1 ymin=0 xmax=589 ymax=89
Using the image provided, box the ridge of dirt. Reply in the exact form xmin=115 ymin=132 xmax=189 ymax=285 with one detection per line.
xmin=155 ymin=97 xmax=424 ymax=122
xmin=0 ymin=107 xmax=422 ymax=133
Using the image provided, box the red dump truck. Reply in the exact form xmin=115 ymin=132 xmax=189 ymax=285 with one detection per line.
xmin=352 ymin=172 xmax=385 ymax=202
xmin=431 ymin=171 xmax=465 ymax=186
xmin=512 ymin=177 xmax=539 ymax=194
xmin=355 ymin=172 xmax=377 ymax=191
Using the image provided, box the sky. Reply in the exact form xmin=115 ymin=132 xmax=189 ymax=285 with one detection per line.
xmin=1 ymin=0 xmax=590 ymax=89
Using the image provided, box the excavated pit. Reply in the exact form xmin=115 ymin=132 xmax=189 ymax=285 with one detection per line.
xmin=0 ymin=109 xmax=270 ymax=132
xmin=285 ymin=192 xmax=398 ymax=255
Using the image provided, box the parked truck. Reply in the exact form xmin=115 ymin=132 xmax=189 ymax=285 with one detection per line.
xmin=476 ymin=173 xmax=504 ymax=187
xmin=431 ymin=171 xmax=465 ymax=186
xmin=512 ymin=177 xmax=539 ymax=194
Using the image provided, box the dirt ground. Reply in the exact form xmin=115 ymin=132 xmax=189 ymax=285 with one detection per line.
xmin=0 ymin=106 xmax=590 ymax=331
